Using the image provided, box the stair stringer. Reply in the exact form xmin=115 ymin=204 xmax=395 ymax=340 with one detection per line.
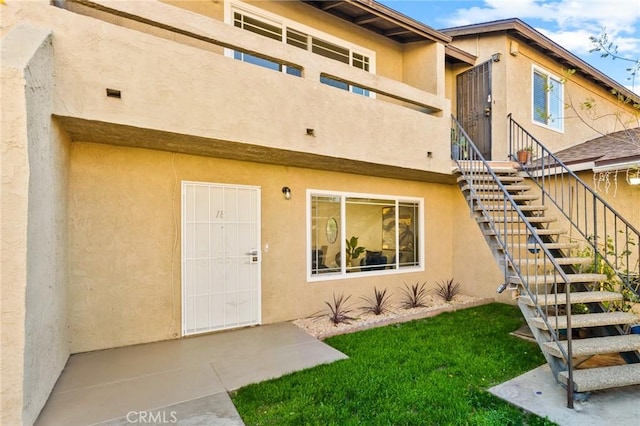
xmin=517 ymin=298 xmax=568 ymax=379
xmin=456 ymin=164 xmax=640 ymax=397
xmin=456 ymin=167 xmax=570 ymax=382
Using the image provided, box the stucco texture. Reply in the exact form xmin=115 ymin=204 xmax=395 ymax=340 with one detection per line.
xmin=50 ymin=0 xmax=451 ymax=176
xmin=1 ymin=22 xmax=70 ymax=426
xmin=450 ymin=34 xmax=640 ymax=161
xmin=67 ymin=141 xmax=480 ymax=352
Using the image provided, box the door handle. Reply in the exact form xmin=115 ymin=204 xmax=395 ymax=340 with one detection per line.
xmin=247 ymin=249 xmax=259 ymax=263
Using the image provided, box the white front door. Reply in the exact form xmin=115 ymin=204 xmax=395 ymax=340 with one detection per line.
xmin=182 ymin=182 xmax=261 ymax=336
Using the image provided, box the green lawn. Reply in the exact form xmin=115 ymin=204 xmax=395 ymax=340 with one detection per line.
xmin=232 ymin=303 xmax=556 ymax=425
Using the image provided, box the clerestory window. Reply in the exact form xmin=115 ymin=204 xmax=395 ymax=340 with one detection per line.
xmin=229 ymin=2 xmax=374 ymax=96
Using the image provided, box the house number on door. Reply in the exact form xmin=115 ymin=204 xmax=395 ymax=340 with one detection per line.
xmin=215 ymin=210 xmax=224 ymax=219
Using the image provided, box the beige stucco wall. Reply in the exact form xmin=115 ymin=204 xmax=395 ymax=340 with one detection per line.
xmin=584 ymin=169 xmax=640 ymax=224
xmin=451 ymin=192 xmax=512 ymax=304
xmin=588 ymin=170 xmax=640 ymax=271
xmin=161 ymin=0 xmax=448 ymax=104
xmin=1 ymin=23 xmax=70 ymax=426
xmin=450 ymin=34 xmax=640 ymax=159
xmin=67 ymin=141 xmax=487 ymax=352
xmin=46 ymin=0 xmax=451 ymax=175
xmin=505 ymin=37 xmax=638 ymax=152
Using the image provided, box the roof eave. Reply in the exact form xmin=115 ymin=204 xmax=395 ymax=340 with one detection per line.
xmin=442 ymin=18 xmax=640 ymax=105
xmin=345 ymin=0 xmax=451 ymax=44
xmin=300 ymin=0 xmax=451 ymax=45
xmin=445 ymin=45 xmax=477 ymax=65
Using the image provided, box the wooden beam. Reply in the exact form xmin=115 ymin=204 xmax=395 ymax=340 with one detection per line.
xmin=354 ymin=14 xmax=379 ymax=25
xmin=321 ymin=1 xmax=342 ymax=11
xmin=384 ymin=27 xmax=412 ymax=37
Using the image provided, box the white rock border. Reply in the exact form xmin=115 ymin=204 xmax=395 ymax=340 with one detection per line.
xmin=293 ymin=295 xmax=495 ymax=340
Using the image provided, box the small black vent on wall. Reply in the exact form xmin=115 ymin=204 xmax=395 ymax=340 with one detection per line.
xmin=106 ymin=88 xmax=121 ymax=99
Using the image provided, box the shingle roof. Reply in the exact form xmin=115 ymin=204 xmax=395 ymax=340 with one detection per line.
xmin=554 ymin=128 xmax=640 ymax=168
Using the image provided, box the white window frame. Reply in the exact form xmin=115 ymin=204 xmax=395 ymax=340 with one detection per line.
xmin=531 ymin=66 xmax=564 ymax=133
xmin=225 ymin=0 xmax=376 ymax=94
xmin=306 ymin=189 xmax=424 ymax=282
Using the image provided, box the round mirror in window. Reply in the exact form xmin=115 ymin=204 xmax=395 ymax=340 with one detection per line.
xmin=326 ymin=218 xmax=338 ymax=244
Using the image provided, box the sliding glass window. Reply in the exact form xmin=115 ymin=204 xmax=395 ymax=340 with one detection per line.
xmin=309 ymin=191 xmax=422 ymax=278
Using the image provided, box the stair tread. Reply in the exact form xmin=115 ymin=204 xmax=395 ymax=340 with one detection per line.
xmin=508 ymin=273 xmax=608 ymax=285
xmin=469 ymin=194 xmax=539 ymax=201
xmin=552 ymin=256 xmax=593 ymax=265
xmin=455 ymin=166 xmax=517 ymax=175
xmin=475 ymin=204 xmax=548 ymax=211
xmin=484 ymin=228 xmax=567 ymax=236
xmin=461 ymin=184 xmax=532 ymax=192
xmin=530 ymin=312 xmax=638 ymax=330
xmin=519 ymin=291 xmax=623 ymax=306
xmin=513 ymin=257 xmax=593 ymax=267
xmin=457 ymin=175 xmax=524 ymax=183
xmin=558 ymin=363 xmax=640 ymax=392
xmin=513 ymin=258 xmax=593 ymax=267
xmin=514 ymin=242 xmax=578 ymax=250
xmin=477 ymin=216 xmax=557 ymax=223
xmin=543 ymin=334 xmax=640 ymax=358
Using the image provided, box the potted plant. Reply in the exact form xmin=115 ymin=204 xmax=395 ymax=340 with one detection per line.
xmin=517 ymin=146 xmax=533 ymax=164
xmin=451 ymin=136 xmax=468 ymax=160
xmin=345 ymin=236 xmax=365 ymax=266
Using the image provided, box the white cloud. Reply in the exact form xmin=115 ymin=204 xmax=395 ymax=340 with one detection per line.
xmin=444 ymin=0 xmax=640 ymax=35
xmin=536 ymin=28 xmax=597 ymax=55
xmin=442 ymin=0 xmax=640 ymax=60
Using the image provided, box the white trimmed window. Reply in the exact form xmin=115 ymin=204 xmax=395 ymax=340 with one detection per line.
xmin=227 ymin=1 xmax=374 ymax=96
xmin=308 ymin=191 xmax=422 ymax=280
xmin=532 ymin=67 xmax=564 ymax=132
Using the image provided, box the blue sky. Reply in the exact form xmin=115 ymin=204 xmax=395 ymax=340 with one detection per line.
xmin=377 ymin=0 xmax=640 ymax=92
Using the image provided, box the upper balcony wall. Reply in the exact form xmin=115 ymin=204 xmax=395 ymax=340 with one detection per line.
xmin=44 ymin=0 xmax=453 ymax=173
xmin=162 ymin=0 xmax=433 ymax=92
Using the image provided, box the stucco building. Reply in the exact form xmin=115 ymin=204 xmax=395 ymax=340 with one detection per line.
xmin=2 ymin=1 xmax=639 ymax=423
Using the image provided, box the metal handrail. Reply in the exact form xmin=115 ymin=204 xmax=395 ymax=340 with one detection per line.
xmin=452 ymin=116 xmax=575 ymax=407
xmin=508 ymin=115 xmax=640 ymax=299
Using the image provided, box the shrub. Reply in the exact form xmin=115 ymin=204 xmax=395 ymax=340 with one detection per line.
xmin=435 ymin=278 xmax=461 ymax=302
xmin=321 ymin=293 xmax=356 ymax=326
xmin=400 ymin=282 xmax=429 ymax=309
xmin=360 ymin=287 xmax=392 ymax=315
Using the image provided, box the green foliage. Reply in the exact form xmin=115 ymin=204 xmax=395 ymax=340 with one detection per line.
xmin=359 ymin=287 xmax=392 ymax=316
xmin=571 ymin=303 xmax=590 ymax=315
xmin=345 ymin=236 xmax=365 ymax=261
xmin=574 ymin=233 xmax=639 ymax=311
xmin=435 ymin=278 xmax=461 ymax=302
xmin=232 ymin=304 xmax=553 ymax=425
xmin=590 ymin=29 xmax=640 ymax=84
xmin=580 ymin=97 xmax=597 ymax=111
xmin=399 ymin=281 xmax=430 ymax=309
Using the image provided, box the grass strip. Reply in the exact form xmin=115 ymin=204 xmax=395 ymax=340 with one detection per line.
xmin=232 ymin=303 xmax=556 ymax=425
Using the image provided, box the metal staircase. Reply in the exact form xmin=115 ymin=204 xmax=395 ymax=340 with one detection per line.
xmin=451 ymin=116 xmax=640 ymax=408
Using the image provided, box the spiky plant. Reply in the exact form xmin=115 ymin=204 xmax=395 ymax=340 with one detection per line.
xmin=435 ymin=278 xmax=461 ymax=302
xmin=323 ymin=293 xmax=356 ymax=326
xmin=360 ymin=287 xmax=392 ymax=315
xmin=399 ymin=282 xmax=429 ymax=309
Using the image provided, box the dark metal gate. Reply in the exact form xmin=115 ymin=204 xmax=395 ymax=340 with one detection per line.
xmin=456 ymin=60 xmax=492 ymax=159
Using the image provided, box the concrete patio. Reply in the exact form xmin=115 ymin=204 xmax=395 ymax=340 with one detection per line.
xmin=490 ymin=364 xmax=640 ymax=425
xmin=34 ymin=316 xmax=640 ymax=425
xmin=35 ymin=323 xmax=347 ymax=425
